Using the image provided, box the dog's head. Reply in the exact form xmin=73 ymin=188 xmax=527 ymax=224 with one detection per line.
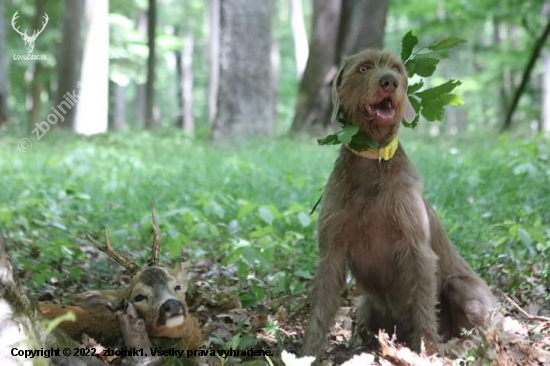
xmin=331 ymin=49 xmax=416 ymax=141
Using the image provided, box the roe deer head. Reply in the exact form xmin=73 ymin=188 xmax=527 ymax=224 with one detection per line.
xmin=39 ymin=205 xmax=201 ymax=352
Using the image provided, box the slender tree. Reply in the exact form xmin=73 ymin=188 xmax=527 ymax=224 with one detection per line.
xmin=289 ymin=0 xmax=309 ymax=79
xmin=145 ymin=0 xmax=158 ymax=129
xmin=56 ymin=0 xmax=85 ymax=129
xmin=212 ymin=0 xmax=275 ymax=141
xmin=290 ymin=0 xmax=389 ymax=134
xmin=0 ymin=0 xmax=9 ymax=125
xmin=28 ymin=0 xmax=47 ymax=127
xmin=208 ymin=0 xmax=221 ymax=126
xmin=74 ymin=0 xmax=109 ymax=135
xmin=502 ymin=17 xmax=550 ymax=131
xmin=134 ymin=10 xmax=147 ymax=128
xmin=175 ymin=24 xmax=195 ymax=134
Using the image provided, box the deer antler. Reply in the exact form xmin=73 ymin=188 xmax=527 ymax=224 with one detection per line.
xmin=86 ymin=229 xmax=139 ymax=273
xmin=148 ymin=203 xmax=161 ymax=267
xmin=11 ymin=11 xmax=27 ymax=37
xmin=31 ymin=13 xmax=48 ymax=39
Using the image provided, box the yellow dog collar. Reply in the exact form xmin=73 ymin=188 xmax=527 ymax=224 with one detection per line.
xmin=346 ymin=135 xmax=399 ymax=161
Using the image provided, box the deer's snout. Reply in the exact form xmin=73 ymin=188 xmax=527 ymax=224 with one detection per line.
xmin=379 ymin=74 xmax=398 ymax=92
xmin=160 ymin=299 xmax=184 ymax=317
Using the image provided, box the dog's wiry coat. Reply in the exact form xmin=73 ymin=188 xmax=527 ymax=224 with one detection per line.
xmin=302 ymin=49 xmax=497 ymax=356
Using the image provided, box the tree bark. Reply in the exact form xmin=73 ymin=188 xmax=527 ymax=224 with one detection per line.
xmin=271 ymin=34 xmax=281 ymax=126
xmin=56 ymin=0 xmax=85 ymax=129
xmin=543 ymin=51 xmax=550 ymax=132
xmin=502 ymin=18 xmax=550 ymax=131
xmin=28 ymin=0 xmax=47 ymax=128
xmin=208 ymin=0 xmax=221 ymax=126
xmin=109 ymin=81 xmax=128 ymax=131
xmin=182 ymin=33 xmax=195 ymax=133
xmin=212 ymin=0 xmax=275 ymax=141
xmin=338 ymin=0 xmax=388 ymax=56
xmin=74 ymin=0 xmax=109 ymax=135
xmin=290 ymin=0 xmax=389 ymax=134
xmin=145 ymin=0 xmax=158 ymax=129
xmin=134 ymin=11 xmax=147 ymax=129
xmin=289 ymin=0 xmax=309 ymax=79
xmin=0 ymin=0 xmax=10 ymax=125
xmin=290 ymin=0 xmax=343 ymax=134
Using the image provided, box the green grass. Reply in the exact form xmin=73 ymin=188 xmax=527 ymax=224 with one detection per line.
xmin=0 ymin=130 xmax=549 ymax=305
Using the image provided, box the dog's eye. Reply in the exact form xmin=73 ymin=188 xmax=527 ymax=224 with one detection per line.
xmin=392 ymin=65 xmax=401 ymax=72
xmin=174 ymin=285 xmax=182 ymax=292
xmin=359 ymin=66 xmax=370 ymax=73
xmin=134 ymin=295 xmax=148 ymax=302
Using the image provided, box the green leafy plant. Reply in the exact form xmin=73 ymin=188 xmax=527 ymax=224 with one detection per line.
xmin=318 ymin=30 xmax=466 ymax=149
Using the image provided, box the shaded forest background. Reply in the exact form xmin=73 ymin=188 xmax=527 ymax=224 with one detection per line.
xmin=1 ymin=0 xmax=550 ymax=137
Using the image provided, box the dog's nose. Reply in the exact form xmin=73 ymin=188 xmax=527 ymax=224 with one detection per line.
xmin=379 ymin=74 xmax=398 ymax=92
xmin=160 ymin=299 xmax=184 ymax=316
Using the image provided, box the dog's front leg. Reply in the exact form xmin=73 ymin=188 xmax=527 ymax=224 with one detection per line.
xmin=395 ymin=242 xmax=440 ymax=352
xmin=301 ymin=240 xmax=347 ymax=357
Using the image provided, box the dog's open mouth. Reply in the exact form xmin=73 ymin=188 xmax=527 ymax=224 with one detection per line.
xmin=366 ymin=98 xmax=395 ymax=121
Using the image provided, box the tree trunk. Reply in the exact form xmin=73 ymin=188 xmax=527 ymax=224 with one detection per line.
xmin=27 ymin=0 xmax=48 ymax=128
xmin=74 ymin=0 xmax=109 ymax=135
xmin=174 ymin=24 xmax=195 ymax=134
xmin=543 ymin=53 xmax=550 ymax=133
xmin=289 ymin=0 xmax=308 ymax=79
xmin=0 ymin=0 xmax=8 ymax=125
xmin=271 ymin=35 xmax=281 ymax=126
xmin=56 ymin=0 xmax=85 ymax=129
xmin=208 ymin=0 xmax=221 ymax=126
xmin=502 ymin=18 xmax=550 ymax=131
xmin=290 ymin=0 xmax=343 ymax=134
xmin=109 ymin=81 xmax=128 ymax=131
xmin=212 ymin=0 xmax=275 ymax=141
xmin=145 ymin=0 xmax=158 ymax=129
xmin=134 ymin=11 xmax=147 ymax=129
xmin=182 ymin=33 xmax=195 ymax=134
xmin=290 ymin=0 xmax=389 ymax=134
xmin=338 ymin=0 xmax=388 ymax=56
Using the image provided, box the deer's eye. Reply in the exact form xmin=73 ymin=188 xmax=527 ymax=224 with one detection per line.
xmin=134 ymin=295 xmax=148 ymax=302
xmin=174 ymin=285 xmax=182 ymax=292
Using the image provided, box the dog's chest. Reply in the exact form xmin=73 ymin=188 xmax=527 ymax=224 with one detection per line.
xmin=342 ymin=183 xmax=429 ymax=292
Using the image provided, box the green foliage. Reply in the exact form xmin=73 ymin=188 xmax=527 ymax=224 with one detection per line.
xmin=0 ymin=132 xmax=548 ymax=304
xmin=402 ymin=31 xmax=465 ymax=128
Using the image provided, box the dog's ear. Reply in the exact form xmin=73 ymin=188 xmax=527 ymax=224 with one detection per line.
xmin=403 ymin=94 xmax=416 ymax=123
xmin=330 ymin=63 xmax=347 ymax=124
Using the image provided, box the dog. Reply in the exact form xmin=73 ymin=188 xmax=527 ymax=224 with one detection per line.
xmin=301 ymin=49 xmax=497 ymax=357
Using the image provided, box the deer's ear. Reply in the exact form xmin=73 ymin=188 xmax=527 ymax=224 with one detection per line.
xmin=71 ymin=290 xmax=127 ymax=318
xmin=172 ymin=262 xmax=192 ymax=293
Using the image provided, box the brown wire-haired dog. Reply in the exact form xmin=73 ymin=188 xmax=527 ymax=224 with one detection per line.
xmin=302 ymin=49 xmax=497 ymax=356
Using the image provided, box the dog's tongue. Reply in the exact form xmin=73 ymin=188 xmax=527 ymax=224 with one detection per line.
xmin=375 ymin=100 xmax=395 ymax=119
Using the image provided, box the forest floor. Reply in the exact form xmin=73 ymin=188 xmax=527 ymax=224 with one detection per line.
xmin=0 ymin=131 xmax=549 ymax=365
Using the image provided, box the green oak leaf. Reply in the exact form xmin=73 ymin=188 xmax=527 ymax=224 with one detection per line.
xmin=428 ymin=37 xmax=466 ymax=51
xmin=401 ymin=30 xmax=418 ymax=61
xmin=337 ymin=125 xmax=359 ymax=144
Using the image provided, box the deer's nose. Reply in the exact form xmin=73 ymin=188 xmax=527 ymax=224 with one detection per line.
xmin=160 ymin=299 xmax=184 ymax=316
xmin=379 ymin=74 xmax=399 ymax=92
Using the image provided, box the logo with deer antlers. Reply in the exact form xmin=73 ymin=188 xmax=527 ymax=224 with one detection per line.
xmin=12 ymin=11 xmax=49 ymax=54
